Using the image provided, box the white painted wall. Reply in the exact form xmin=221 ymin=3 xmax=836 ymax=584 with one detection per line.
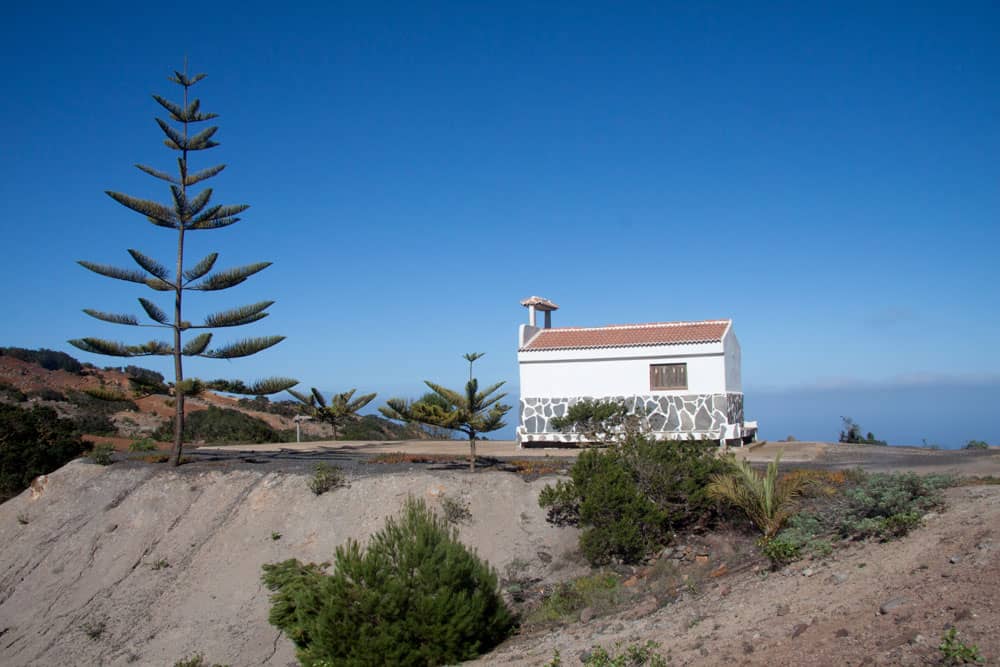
xmin=518 ymin=344 xmax=729 ymax=398
xmin=724 ymin=327 xmax=742 ymax=392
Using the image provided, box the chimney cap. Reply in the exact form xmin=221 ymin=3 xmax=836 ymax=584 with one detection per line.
xmin=520 ymin=296 xmax=559 ymax=311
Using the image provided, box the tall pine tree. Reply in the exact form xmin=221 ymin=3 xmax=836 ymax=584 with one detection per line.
xmin=71 ymin=65 xmax=295 ymax=466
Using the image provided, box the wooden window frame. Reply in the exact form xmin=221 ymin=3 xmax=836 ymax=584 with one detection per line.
xmin=649 ymin=363 xmax=687 ymax=391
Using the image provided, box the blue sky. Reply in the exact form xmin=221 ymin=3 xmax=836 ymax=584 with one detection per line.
xmin=3 ymin=3 xmax=998 ymax=445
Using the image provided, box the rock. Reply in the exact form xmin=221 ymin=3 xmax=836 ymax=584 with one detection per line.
xmin=802 ymin=568 xmax=815 ymax=577
xmin=775 ymin=604 xmax=790 ymax=617
xmin=954 ymin=609 xmax=973 ymax=622
xmin=791 ymin=623 xmax=809 ymax=638
xmin=949 ymin=555 xmax=962 ymax=564
xmin=828 ymin=572 xmax=848 ymax=584
xmin=879 ymin=597 xmax=908 ymax=615
xmin=695 ymin=554 xmax=710 ymax=564
xmin=719 ymin=584 xmax=732 ymax=597
xmin=699 ymin=647 xmax=709 ymax=657
xmin=910 ymin=634 xmax=926 ymax=645
xmin=580 ymin=607 xmax=594 ymax=623
xmin=536 ymin=550 xmax=552 ymax=564
xmin=710 ymin=563 xmax=728 ymax=578
xmin=835 ymin=628 xmax=850 ymax=638
xmin=623 ymin=576 xmax=639 ymax=587
xmin=578 ymin=650 xmax=592 ymax=663
xmin=742 ymin=641 xmax=754 ymax=654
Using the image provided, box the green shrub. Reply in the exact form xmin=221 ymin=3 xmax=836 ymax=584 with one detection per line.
xmin=128 ymin=437 xmax=158 ymax=452
xmin=0 ymin=403 xmax=88 ymax=501
xmin=761 ymin=513 xmax=833 ymax=566
xmin=539 ymin=437 xmax=725 ymax=565
xmin=939 ymin=627 xmax=984 ymax=665
xmin=527 ymin=572 xmax=624 ymax=625
xmin=262 ymin=497 xmax=513 ymax=666
xmin=155 ymin=405 xmax=277 ymax=444
xmin=964 ymin=440 xmax=989 ymax=450
xmin=582 ymin=641 xmax=668 ymax=667
xmin=89 ymin=443 xmax=115 ymax=466
xmin=0 ymin=381 xmax=27 ymax=402
xmin=308 ymin=463 xmax=345 ymax=495
xmin=839 ymin=472 xmax=949 ymax=540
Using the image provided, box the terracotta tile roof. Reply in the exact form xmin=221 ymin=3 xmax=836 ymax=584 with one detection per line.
xmin=521 ymin=319 xmax=730 ymax=351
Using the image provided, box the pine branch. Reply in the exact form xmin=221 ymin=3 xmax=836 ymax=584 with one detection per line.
xmin=169 ymin=71 xmax=207 ymax=86
xmin=137 ymin=297 xmax=168 ymax=324
xmin=106 ymin=191 xmax=178 ymax=228
xmin=127 ymin=249 xmax=170 ymax=280
xmin=184 ymin=164 xmax=225 ymax=186
xmin=189 ymin=262 xmax=271 ymax=291
xmin=135 ymin=164 xmax=179 ymax=184
xmin=187 ymin=203 xmax=249 ymax=230
xmin=187 ymin=125 xmax=220 ymax=151
xmin=201 ymin=301 xmax=273 ymax=328
xmin=156 ymin=117 xmax=188 ymax=150
xmin=130 ymin=340 xmax=173 ymax=355
xmin=78 ymin=260 xmax=148 ymax=285
xmin=68 ymin=337 xmax=136 ymax=357
xmin=183 ymin=252 xmax=218 ymax=282
xmin=202 ymin=335 xmax=285 ymax=359
xmin=82 ymin=309 xmax=139 ymax=326
xmin=187 ymin=187 xmax=213 ymax=217
xmin=210 ymin=377 xmax=298 ymax=395
xmin=423 ymin=381 xmax=465 ymax=409
xmin=152 ymin=95 xmax=185 ymax=121
xmin=182 ymin=332 xmax=213 ymax=356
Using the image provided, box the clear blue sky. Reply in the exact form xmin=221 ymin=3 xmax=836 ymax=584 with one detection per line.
xmin=3 ymin=2 xmax=998 ymax=445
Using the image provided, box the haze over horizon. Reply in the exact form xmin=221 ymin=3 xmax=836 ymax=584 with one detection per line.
xmin=3 ymin=3 xmax=997 ymax=448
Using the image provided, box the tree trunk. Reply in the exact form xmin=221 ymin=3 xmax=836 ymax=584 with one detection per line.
xmin=469 ymin=435 xmax=476 ymax=472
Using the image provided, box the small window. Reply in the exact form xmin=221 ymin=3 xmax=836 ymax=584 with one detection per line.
xmin=650 ymin=363 xmax=687 ymax=390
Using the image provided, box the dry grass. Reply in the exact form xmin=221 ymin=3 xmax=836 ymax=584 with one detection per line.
xmin=367 ymin=452 xmax=465 ymax=465
xmin=782 ymin=469 xmax=848 ymax=497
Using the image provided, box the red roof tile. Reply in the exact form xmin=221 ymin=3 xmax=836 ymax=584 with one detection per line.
xmin=521 ymin=320 xmax=730 ymax=351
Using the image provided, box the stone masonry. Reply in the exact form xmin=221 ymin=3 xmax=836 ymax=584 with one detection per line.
xmin=518 ymin=393 xmax=744 ymax=443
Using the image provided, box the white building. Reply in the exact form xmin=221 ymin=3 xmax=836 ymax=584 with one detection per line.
xmin=516 ymin=296 xmax=752 ymax=445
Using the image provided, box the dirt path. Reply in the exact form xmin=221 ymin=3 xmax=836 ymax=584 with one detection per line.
xmin=471 ymin=484 xmax=1000 ymax=666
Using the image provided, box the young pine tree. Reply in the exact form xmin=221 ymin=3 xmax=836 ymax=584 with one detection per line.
xmin=380 ymin=353 xmax=510 ymax=471
xmin=71 ymin=65 xmax=295 ymax=466
xmin=287 ymin=388 xmax=377 ymax=440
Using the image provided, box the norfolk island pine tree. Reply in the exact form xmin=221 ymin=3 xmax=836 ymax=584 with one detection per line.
xmin=71 ymin=64 xmax=296 ymax=466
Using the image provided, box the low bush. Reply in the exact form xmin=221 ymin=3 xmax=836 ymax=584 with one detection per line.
xmin=838 ymin=472 xmax=949 ymax=541
xmin=0 ymin=381 xmax=27 ymax=402
xmin=581 ymin=641 xmax=668 ymax=667
xmin=939 ymin=627 xmax=984 ymax=665
xmin=128 ymin=437 xmax=158 ymax=452
xmin=155 ymin=406 xmax=277 ymax=444
xmin=964 ymin=440 xmax=989 ymax=450
xmin=0 ymin=403 xmax=88 ymax=501
xmin=89 ymin=443 xmax=115 ymax=466
xmin=173 ymin=655 xmax=230 ymax=667
xmin=761 ymin=513 xmax=833 ymax=566
xmin=308 ymin=463 xmax=346 ymax=496
xmin=540 ymin=437 xmax=725 ymax=565
xmin=262 ymin=497 xmax=513 ymax=666
xmin=25 ymin=388 xmax=67 ymax=402
xmin=527 ymin=572 xmax=625 ymax=625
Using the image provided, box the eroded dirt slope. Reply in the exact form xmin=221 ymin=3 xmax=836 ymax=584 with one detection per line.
xmin=0 ymin=462 xmax=580 ymax=666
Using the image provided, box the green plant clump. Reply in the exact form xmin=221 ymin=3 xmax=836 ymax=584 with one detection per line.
xmin=308 ymin=463 xmax=346 ymax=495
xmin=581 ymin=641 xmax=668 ymax=666
xmin=527 ymin=572 xmax=624 ymax=625
xmin=839 ymin=472 xmax=950 ymax=540
xmin=0 ymin=404 xmax=88 ymax=501
xmin=128 ymin=437 xmax=158 ymax=452
xmin=964 ymin=440 xmax=989 ymax=450
xmin=173 ymin=655 xmax=230 ymax=667
xmin=262 ymin=497 xmax=513 ymax=666
xmin=89 ymin=443 xmax=115 ymax=466
xmin=939 ymin=627 xmax=984 ymax=665
xmin=154 ymin=405 xmax=277 ymax=444
xmin=539 ymin=437 xmax=726 ymax=565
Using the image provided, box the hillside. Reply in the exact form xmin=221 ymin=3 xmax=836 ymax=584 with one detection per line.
xmin=0 ymin=459 xmax=997 ymax=666
xmin=0 ymin=348 xmax=431 ymax=445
